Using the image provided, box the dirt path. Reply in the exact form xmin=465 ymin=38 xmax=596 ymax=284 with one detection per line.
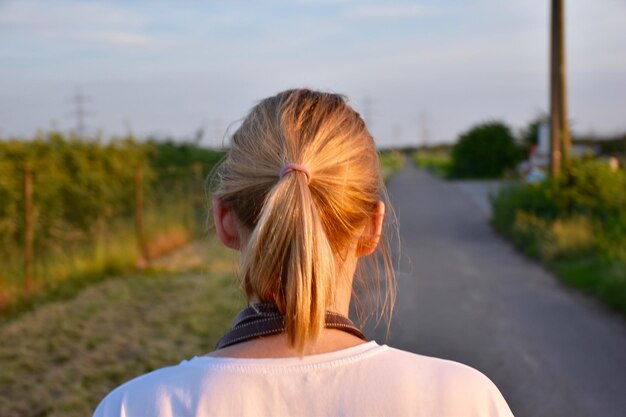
xmin=366 ymin=163 xmax=626 ymax=417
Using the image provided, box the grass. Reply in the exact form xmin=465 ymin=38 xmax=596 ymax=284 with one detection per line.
xmin=412 ymin=149 xmax=452 ymax=178
xmin=379 ymin=150 xmax=405 ymax=181
xmin=491 ymin=182 xmax=626 ymax=317
xmin=0 ymin=199 xmax=200 ymax=315
xmin=0 ymin=236 xmax=244 ymax=417
xmin=552 ymin=258 xmax=626 ymax=314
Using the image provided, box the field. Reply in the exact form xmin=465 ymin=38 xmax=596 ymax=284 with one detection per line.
xmin=0 ymin=134 xmax=224 ymax=315
xmin=0 ymin=238 xmax=243 ymax=417
xmin=412 ymin=148 xmax=452 ymax=178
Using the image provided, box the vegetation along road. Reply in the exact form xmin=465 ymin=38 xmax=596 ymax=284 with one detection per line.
xmin=366 ymin=161 xmax=626 ymax=417
xmin=2 ymin=154 xmax=625 ymax=417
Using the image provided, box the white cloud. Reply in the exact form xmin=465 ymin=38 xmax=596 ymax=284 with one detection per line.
xmin=0 ymin=0 xmax=178 ymax=52
xmin=344 ymin=4 xmax=440 ymax=20
xmin=78 ymin=31 xmax=177 ymax=49
xmin=0 ymin=0 xmax=139 ymax=31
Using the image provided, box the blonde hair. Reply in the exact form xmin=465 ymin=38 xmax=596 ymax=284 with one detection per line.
xmin=211 ymin=89 xmax=396 ymax=352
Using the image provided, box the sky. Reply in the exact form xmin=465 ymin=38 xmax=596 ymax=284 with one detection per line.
xmin=1 ymin=0 xmax=625 ymax=147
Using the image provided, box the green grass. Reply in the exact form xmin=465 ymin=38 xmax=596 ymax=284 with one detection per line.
xmin=492 ymin=217 xmax=626 ymax=317
xmin=552 ymin=258 xmax=626 ymax=314
xmin=412 ymin=150 xmax=452 ymax=178
xmin=0 ymin=237 xmax=243 ymax=417
xmin=379 ymin=150 xmax=405 ymax=181
xmin=491 ymin=179 xmax=626 ymax=317
xmin=0 ymin=221 xmax=138 ymax=317
xmin=0 ymin=197 xmax=202 ymax=315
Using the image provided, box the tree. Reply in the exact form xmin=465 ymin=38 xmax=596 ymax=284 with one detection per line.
xmin=451 ymin=121 xmax=523 ymax=179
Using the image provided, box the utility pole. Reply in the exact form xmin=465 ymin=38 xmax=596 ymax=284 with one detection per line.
xmin=550 ymin=0 xmax=571 ymax=177
xmin=70 ymin=87 xmax=89 ymax=137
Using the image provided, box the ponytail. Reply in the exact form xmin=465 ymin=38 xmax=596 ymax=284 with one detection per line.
xmin=241 ymin=168 xmax=333 ymax=351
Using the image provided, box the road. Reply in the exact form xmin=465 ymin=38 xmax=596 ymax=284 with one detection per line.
xmin=365 ymin=162 xmax=626 ymax=417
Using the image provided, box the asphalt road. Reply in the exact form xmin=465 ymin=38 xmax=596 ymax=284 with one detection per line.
xmin=365 ymin=162 xmax=626 ymax=417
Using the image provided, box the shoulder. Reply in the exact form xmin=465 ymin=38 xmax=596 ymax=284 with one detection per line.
xmin=92 ymin=361 xmax=209 ymax=417
xmin=366 ymin=346 xmax=514 ymax=416
xmin=378 ymin=346 xmax=491 ymax=381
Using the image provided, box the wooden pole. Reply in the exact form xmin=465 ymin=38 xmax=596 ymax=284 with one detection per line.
xmin=134 ymin=165 xmax=149 ymax=265
xmin=550 ymin=0 xmax=570 ymax=177
xmin=557 ymin=0 xmax=571 ymax=166
xmin=23 ymin=162 xmax=34 ymax=294
xmin=193 ymin=162 xmax=203 ymax=226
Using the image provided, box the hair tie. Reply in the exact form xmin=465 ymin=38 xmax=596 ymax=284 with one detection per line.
xmin=279 ymin=163 xmax=310 ymax=184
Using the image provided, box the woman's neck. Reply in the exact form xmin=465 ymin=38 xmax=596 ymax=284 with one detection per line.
xmin=206 ymin=328 xmax=366 ymax=358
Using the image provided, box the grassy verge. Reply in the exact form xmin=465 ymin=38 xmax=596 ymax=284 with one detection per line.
xmin=0 ymin=201 xmax=199 ymax=318
xmin=491 ymin=164 xmax=626 ymax=316
xmin=412 ymin=149 xmax=452 ymax=178
xmin=0 ymin=236 xmax=243 ymax=417
xmin=552 ymin=258 xmax=626 ymax=311
xmin=380 ymin=150 xmax=405 ymax=181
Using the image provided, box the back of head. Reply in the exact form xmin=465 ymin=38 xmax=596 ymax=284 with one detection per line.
xmin=212 ymin=89 xmax=395 ymax=352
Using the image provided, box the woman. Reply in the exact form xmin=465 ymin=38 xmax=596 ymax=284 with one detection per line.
xmin=94 ymin=89 xmax=513 ymax=416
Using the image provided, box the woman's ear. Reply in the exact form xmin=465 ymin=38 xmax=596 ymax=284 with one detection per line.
xmin=212 ymin=197 xmax=241 ymax=250
xmin=356 ymin=201 xmax=385 ymax=257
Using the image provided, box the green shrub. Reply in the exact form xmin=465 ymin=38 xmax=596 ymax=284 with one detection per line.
xmin=0 ymin=133 xmax=225 ymax=312
xmin=557 ymin=159 xmax=626 ymax=219
xmin=491 ymin=159 xmax=626 ymax=315
xmin=451 ymin=121 xmax=523 ymax=179
xmin=0 ymin=133 xmax=149 ymax=249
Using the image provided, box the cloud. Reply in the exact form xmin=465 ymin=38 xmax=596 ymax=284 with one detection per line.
xmin=0 ymin=0 xmax=138 ymax=31
xmin=0 ymin=0 xmax=178 ymax=51
xmin=343 ymin=4 xmax=440 ymax=20
xmin=78 ymin=31 xmax=177 ymax=49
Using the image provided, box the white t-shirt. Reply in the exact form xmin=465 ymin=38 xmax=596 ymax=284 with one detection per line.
xmin=93 ymin=341 xmax=513 ymax=417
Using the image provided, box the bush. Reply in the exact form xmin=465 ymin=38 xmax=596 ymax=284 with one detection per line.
xmin=0 ymin=133 xmax=225 ymax=312
xmin=492 ymin=159 xmax=626 ymax=257
xmin=451 ymin=121 xmax=523 ymax=178
xmin=491 ymin=159 xmax=626 ymax=315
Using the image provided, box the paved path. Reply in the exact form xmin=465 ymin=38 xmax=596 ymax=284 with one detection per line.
xmin=365 ymin=162 xmax=626 ymax=417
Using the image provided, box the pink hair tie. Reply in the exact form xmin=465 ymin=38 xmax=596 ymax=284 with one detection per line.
xmin=279 ymin=163 xmax=310 ymax=184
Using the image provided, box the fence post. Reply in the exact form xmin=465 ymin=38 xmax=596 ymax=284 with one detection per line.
xmin=134 ymin=165 xmax=149 ymax=266
xmin=193 ymin=162 xmax=204 ymax=227
xmin=23 ymin=162 xmax=34 ymax=294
